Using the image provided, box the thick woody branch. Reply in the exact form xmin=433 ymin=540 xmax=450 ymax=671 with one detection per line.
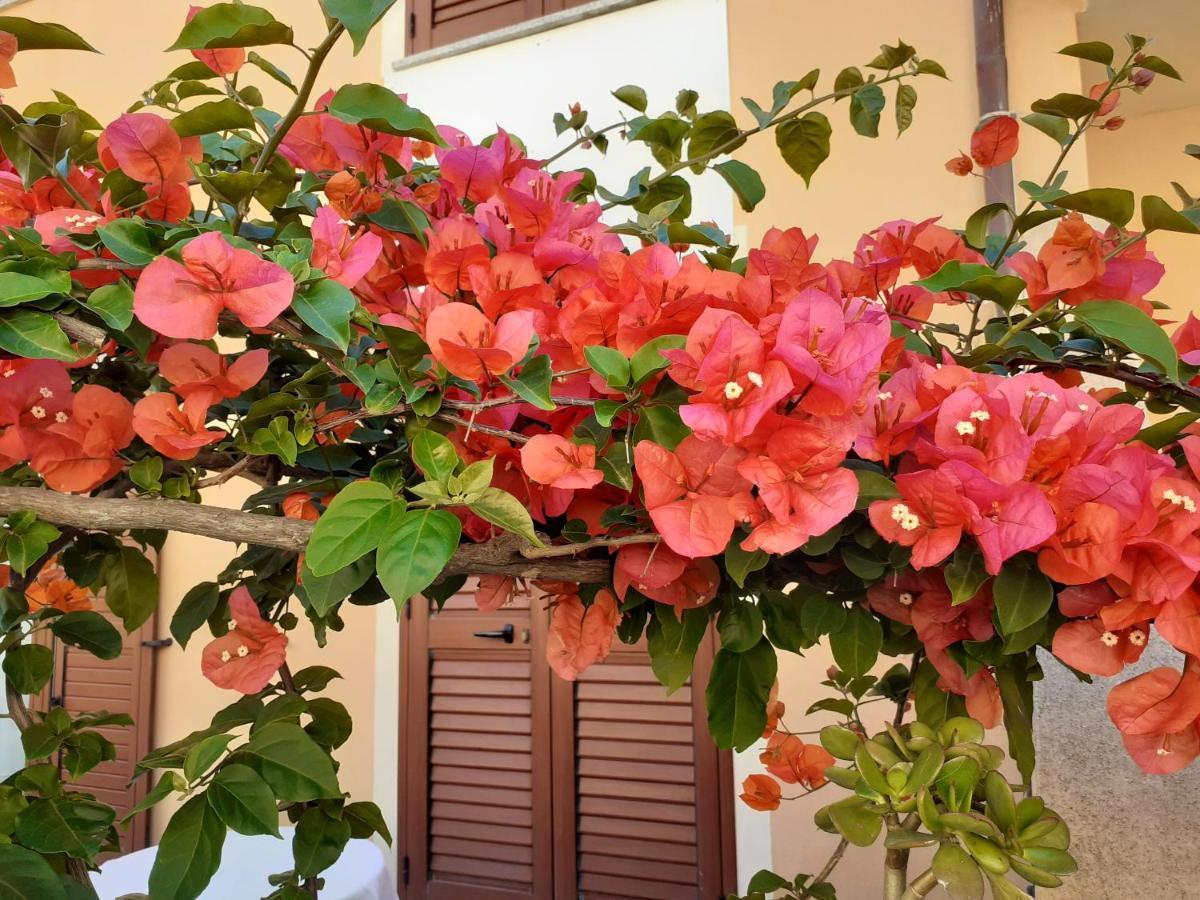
xmin=0 ymin=487 xmax=613 ymax=583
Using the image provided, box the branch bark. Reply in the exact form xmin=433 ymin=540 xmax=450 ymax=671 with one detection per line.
xmin=0 ymin=487 xmax=614 ymax=582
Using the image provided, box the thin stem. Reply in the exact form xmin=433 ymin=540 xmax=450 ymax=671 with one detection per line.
xmin=541 ymin=121 xmax=626 ymax=168
xmin=899 ymin=868 xmax=938 ymax=899
xmin=232 ymin=23 xmax=346 ymax=230
xmin=799 ymin=838 xmax=849 ymax=899
xmin=601 ymin=69 xmax=918 ymax=211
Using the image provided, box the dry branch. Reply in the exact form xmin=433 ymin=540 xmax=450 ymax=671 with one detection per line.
xmin=0 ymin=486 xmax=613 ymax=583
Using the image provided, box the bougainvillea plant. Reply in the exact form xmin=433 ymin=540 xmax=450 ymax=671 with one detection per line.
xmin=0 ymin=3 xmax=1195 ymax=898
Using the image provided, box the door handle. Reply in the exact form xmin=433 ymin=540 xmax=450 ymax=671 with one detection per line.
xmin=472 ymin=624 xmax=514 ymax=643
xmin=141 ymin=638 xmax=173 ymax=649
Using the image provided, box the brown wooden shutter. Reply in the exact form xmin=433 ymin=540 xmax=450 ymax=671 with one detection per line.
xmin=408 ymin=0 xmax=545 ymax=53
xmin=400 ymin=587 xmax=555 ymax=898
xmin=34 ymin=599 xmax=157 ymax=852
xmin=553 ymin=638 xmax=735 ymax=899
xmin=400 ymin=588 xmax=735 ymax=899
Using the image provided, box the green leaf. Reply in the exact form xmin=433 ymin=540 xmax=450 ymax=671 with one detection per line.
xmin=6 ymin=518 xmax=59 ymax=574
xmin=705 ymin=637 xmax=777 ymax=751
xmin=713 ymin=159 xmax=765 ymax=212
xmin=963 ymin=202 xmax=1011 ymax=250
xmin=1073 ymin=300 xmax=1179 ymax=380
xmin=829 ymin=605 xmax=883 ymax=677
xmin=293 ymin=278 xmax=357 ymax=351
xmin=827 ymin=799 xmax=883 ymax=847
xmin=0 ymin=17 xmax=96 ymax=52
xmin=632 ymin=404 xmax=690 ymax=450
xmin=1058 ymin=41 xmax=1113 ymax=65
xmin=1136 ymin=412 xmax=1200 ymax=449
xmin=499 ymin=353 xmax=554 ymax=410
xmin=412 ymin=430 xmax=459 ymax=484
xmin=775 ymin=111 xmax=831 ymax=186
xmin=0 ymin=310 xmax=77 ymax=361
xmin=327 ymin=83 xmax=441 ymax=143
xmin=801 ymin=593 xmax=846 ymax=641
xmin=612 ymin=84 xmax=648 ymax=112
xmin=148 ymin=795 xmax=226 ymax=900
xmin=853 ymin=469 xmax=898 ymax=509
xmin=170 ymin=582 xmax=221 ymax=649
xmin=469 ymin=487 xmax=542 ymax=546
xmin=932 ymin=843 xmax=984 ymax=900
xmin=320 ymin=0 xmax=398 ymax=54
xmin=3 ymin=643 xmax=54 ymax=693
xmin=687 ymin=111 xmax=744 ymax=171
xmin=849 ymin=83 xmax=886 ymax=137
xmin=725 ymin=539 xmax=768 ymax=588
xmin=1141 ymin=194 xmax=1200 ymax=235
xmin=993 ymin=556 xmax=1053 ymax=635
xmin=646 ymin=604 xmax=707 ymax=694
xmin=914 ymin=261 xmax=1025 ymax=310
xmin=0 ymin=272 xmax=62 ymax=307
xmin=1053 ymin=187 xmax=1135 ymax=227
xmin=1138 ymin=55 xmax=1182 ymax=80
xmin=168 ymin=3 xmax=292 ymax=50
xmin=376 ymin=508 xmax=461 ymax=611
xmin=184 ymin=734 xmax=236 ymax=783
xmin=293 ymin=807 xmax=352 ymax=877
xmin=1022 ymin=112 xmax=1069 ymax=146
xmin=1031 ymin=92 xmax=1100 ymax=120
xmin=945 ymin=545 xmax=989 ymax=606
xmin=717 ymin=600 xmax=764 ymax=653
xmin=101 ymin=545 xmax=158 ymax=631
xmin=584 ymin=344 xmax=631 ymax=389
xmin=997 ymin=662 xmax=1036 ymax=784
xmin=86 ymin=280 xmax=134 ymax=331
xmin=0 ymin=844 xmax=68 ymax=899
xmin=206 ymin=763 xmax=280 ymax=837
xmin=344 ymin=800 xmax=393 ymax=844
xmin=630 ymin=335 xmax=685 ymax=386
xmin=49 ymin=611 xmax=122 ymax=660
xmin=305 ymin=481 xmax=399 ymax=577
xmin=172 ymin=99 xmax=255 ymax=137
xmin=244 ymin=722 xmax=340 ymax=802
xmin=121 ymin=772 xmax=185 ymax=824
xmin=300 ymin=555 xmax=375 ymax=617
xmin=14 ymin=797 xmax=114 ymax=862
xmin=894 ymin=83 xmax=918 ymax=135
xmin=747 ymin=870 xmax=791 ymax=893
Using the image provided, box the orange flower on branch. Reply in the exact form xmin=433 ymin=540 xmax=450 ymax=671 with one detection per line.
xmin=24 ymin=562 xmax=93 ymax=614
xmin=740 ymin=774 xmax=782 ymax=811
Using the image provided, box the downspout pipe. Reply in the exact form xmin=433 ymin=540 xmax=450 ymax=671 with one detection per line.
xmin=973 ymin=0 xmax=1017 ymax=213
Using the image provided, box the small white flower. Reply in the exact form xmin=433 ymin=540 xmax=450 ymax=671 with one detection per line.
xmin=1100 ymin=631 xmax=1120 ymax=647
xmin=1078 ymin=403 xmax=1090 ymax=412
xmin=1157 ymin=747 xmax=1172 ymax=756
xmin=900 ymin=514 xmax=921 ymax=531
xmin=969 ymin=409 xmax=990 ymax=422
xmin=955 ymin=420 xmax=976 ymax=436
xmin=877 ymin=391 xmax=893 ymax=401
xmin=746 ymin=371 xmax=763 ymax=388
xmin=220 ymin=650 xmax=231 ymax=663
xmin=724 ymin=381 xmax=744 ymax=400
xmin=236 ymin=644 xmax=249 ymax=658
xmin=38 ymin=387 xmax=53 ymax=398
xmin=1129 ymin=629 xmax=1147 ymax=647
xmin=898 ymin=591 xmax=914 ymax=606
xmin=29 ymin=406 xmax=45 ymax=419
xmin=890 ymin=502 xmax=912 ymax=523
xmin=2 ymin=369 xmax=14 ymax=378
xmin=54 ymin=412 xmax=68 ymax=424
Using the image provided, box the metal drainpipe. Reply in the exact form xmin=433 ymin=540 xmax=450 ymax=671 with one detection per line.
xmin=973 ymin=0 xmax=1017 ymax=213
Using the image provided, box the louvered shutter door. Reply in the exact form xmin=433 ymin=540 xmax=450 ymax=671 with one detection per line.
xmin=554 ymin=637 xmax=733 ymax=899
xmin=401 ymin=587 xmax=555 ymax=899
xmin=409 ymin=0 xmax=545 ymax=52
xmin=35 ymin=600 xmax=156 ymax=851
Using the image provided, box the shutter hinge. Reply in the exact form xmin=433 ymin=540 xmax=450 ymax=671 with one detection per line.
xmin=402 ymin=854 xmax=410 ymax=887
xmin=409 ymin=11 xmax=416 ymax=39
xmin=404 ymin=600 xmax=412 ymax=620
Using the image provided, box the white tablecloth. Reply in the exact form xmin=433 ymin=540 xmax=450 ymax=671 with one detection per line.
xmin=92 ymin=827 xmax=393 ymax=900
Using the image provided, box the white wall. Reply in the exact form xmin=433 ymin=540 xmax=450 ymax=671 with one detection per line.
xmin=378 ymin=0 xmax=745 ymax=886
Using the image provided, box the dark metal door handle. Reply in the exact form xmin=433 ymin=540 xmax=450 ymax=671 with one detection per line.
xmin=141 ymin=638 xmax=173 ymax=649
xmin=472 ymin=624 xmax=514 ymax=643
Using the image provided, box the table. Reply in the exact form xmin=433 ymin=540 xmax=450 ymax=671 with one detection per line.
xmin=91 ymin=827 xmax=394 ymax=899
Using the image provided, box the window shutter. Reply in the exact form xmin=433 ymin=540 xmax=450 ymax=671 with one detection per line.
xmin=410 ymin=0 xmax=545 ymax=52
